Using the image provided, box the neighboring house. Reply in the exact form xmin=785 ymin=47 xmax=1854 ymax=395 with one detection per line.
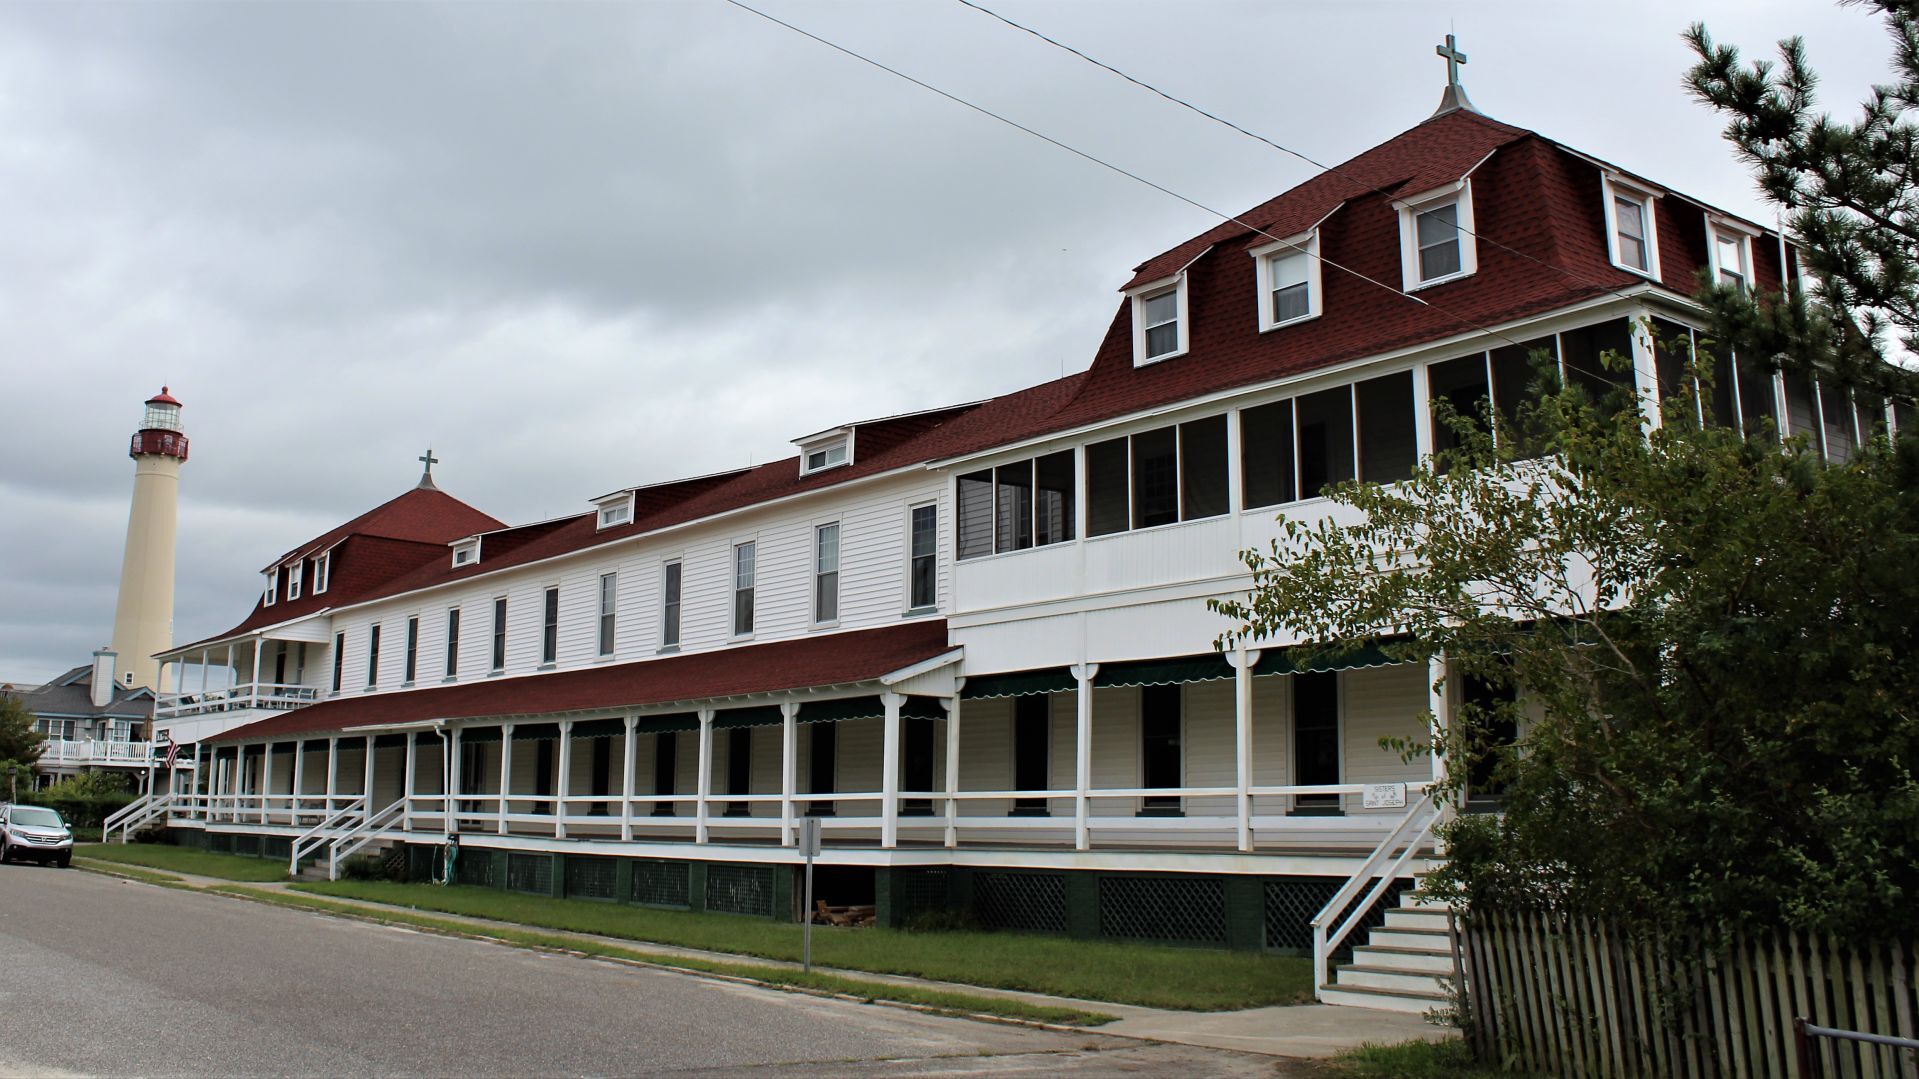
xmin=4 ymin=662 xmax=158 ymax=785
xmin=144 ymin=89 xmax=1913 ymax=1005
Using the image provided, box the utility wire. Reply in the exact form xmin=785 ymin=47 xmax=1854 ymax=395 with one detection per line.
xmin=716 ymin=0 xmax=1633 ymax=385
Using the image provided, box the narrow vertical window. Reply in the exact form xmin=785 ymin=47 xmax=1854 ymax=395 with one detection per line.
xmin=598 ymin=573 xmax=617 ymax=656
xmin=661 ymin=561 xmax=682 ymax=649
xmin=1296 ymin=386 xmax=1356 ymax=497
xmin=491 ymin=597 xmax=507 ymax=671
xmin=1613 ymin=196 xmax=1649 ymax=272
xmin=814 ymin=524 xmax=839 ymax=623
xmin=313 ymin=553 xmax=330 ymax=594
xmin=1270 ymin=249 xmax=1311 ymax=323
xmin=1141 ymin=288 xmax=1180 ymax=359
xmin=1240 ymin=400 xmax=1297 ymax=508
xmin=541 ymin=587 xmax=559 ymax=665
xmin=404 ymin=616 xmax=419 ymax=683
xmin=994 ymin=461 xmax=1034 ymax=552
xmin=445 ymin=608 xmax=460 ymax=678
xmin=1033 ymin=450 xmax=1075 ymax=545
xmin=1293 ymin=671 xmax=1340 ymax=810
xmin=956 ymin=470 xmax=994 ymax=559
xmin=366 ymin=624 xmax=381 ymax=688
xmin=1139 ymin=684 xmax=1181 ymax=813
xmin=908 ymin=504 xmax=938 ymax=610
xmin=1355 ymin=371 xmax=1417 ymax=483
xmin=1085 ymin=437 xmax=1130 ymax=536
xmin=1012 ymin=695 xmax=1050 ymax=815
xmin=287 ymin=560 xmax=303 ymax=601
xmin=264 ymin=571 xmax=277 ymax=607
xmin=1427 ymin=355 xmax=1494 ymax=460
xmin=1178 ymin=415 xmax=1229 ymax=519
xmin=1130 ymin=426 xmax=1179 ymax=528
xmin=1713 ymin=229 xmax=1749 ymax=291
xmin=733 ymin=542 xmax=756 ymax=635
xmin=332 ymin=632 xmax=345 ymax=693
xmin=1415 ymin=201 xmax=1462 ymax=281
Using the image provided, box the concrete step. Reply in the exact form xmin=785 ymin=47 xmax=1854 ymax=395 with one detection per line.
xmin=1398 ymin=892 xmax=1450 ymax=912
xmin=1335 ymin=964 xmax=1454 ymax=995
xmin=1318 ymin=982 xmax=1448 ymax=1014
xmin=1364 ymin=926 xmax=1453 ymax=952
xmin=1351 ymin=944 xmax=1455 ymax=973
xmin=1382 ymin=908 xmax=1450 ymax=931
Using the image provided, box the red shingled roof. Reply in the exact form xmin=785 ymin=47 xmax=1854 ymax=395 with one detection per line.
xmin=210 ymin=620 xmax=953 ymax=742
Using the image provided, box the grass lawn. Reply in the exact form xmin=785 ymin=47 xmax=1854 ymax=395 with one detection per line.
xmin=1331 ymin=1039 xmax=1533 ymax=1078
xmin=296 ymin=879 xmax=1312 ymax=1010
xmin=216 ymin=886 xmax=1110 ymax=1026
xmin=74 ymin=843 xmax=289 ymax=883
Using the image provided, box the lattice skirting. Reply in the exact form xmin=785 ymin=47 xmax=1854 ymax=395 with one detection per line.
xmin=506 ymin=852 xmax=553 ymax=894
xmin=631 ymin=859 xmax=690 ymax=908
xmin=1263 ymin=876 xmax=1409 ymax=952
xmin=973 ymin=871 xmax=1068 ymax=934
xmin=565 ymin=855 xmax=618 ymax=900
xmin=1098 ymin=875 xmax=1227 ymax=945
xmin=706 ymin=863 xmax=775 ymax=917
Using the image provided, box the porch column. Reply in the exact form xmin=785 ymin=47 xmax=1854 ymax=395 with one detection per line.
xmin=225 ymin=643 xmax=235 ymax=695
xmin=881 ymin=691 xmax=904 ymax=849
xmin=261 ymin=742 xmax=274 ymax=825
xmin=194 ymin=743 xmax=206 ymax=818
xmin=942 ymin=693 xmax=961 ymax=848
xmin=779 ymin=702 xmax=798 ymax=847
xmin=402 ymin=732 xmax=417 ymax=832
xmin=325 ymin=736 xmax=338 ymax=814
xmin=447 ymin=727 xmax=462 ymax=833
xmin=201 ymin=649 xmax=210 ymax=696
xmin=1627 ymin=310 xmax=1663 ymax=432
xmin=250 ymin=635 xmax=264 ymax=706
xmin=498 ymin=724 xmax=515 ymax=835
xmin=1233 ymin=646 xmax=1261 ymax=853
xmin=620 ymin=716 xmax=637 ymax=842
xmin=554 ymin=721 xmax=573 ymax=839
xmin=291 ymin=742 xmax=305 ymax=826
xmin=695 ymin=709 xmax=713 ymax=844
xmin=1429 ymin=652 xmax=1453 ymax=803
xmin=1071 ymin=663 xmax=1098 ymax=851
xmin=363 ymin=735 xmax=375 ymax=809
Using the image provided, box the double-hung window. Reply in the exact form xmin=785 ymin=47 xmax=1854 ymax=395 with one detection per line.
xmin=813 ymin=524 xmax=839 ymax=624
xmin=907 ymin=504 xmax=937 ymax=610
xmin=444 ymin=608 xmax=461 ymax=678
xmin=541 ymin=587 xmax=559 ymax=666
xmin=732 ymin=542 xmax=756 ymax=636
xmin=956 ymin=450 xmax=1075 ymax=557
xmin=1602 ymin=176 xmax=1660 ymax=277
xmin=366 ymin=624 xmax=381 ymax=688
xmin=491 ymin=597 xmax=507 ymax=672
xmin=264 ymin=571 xmax=277 ymax=607
xmin=313 ymin=552 xmax=330 ymax=594
xmin=1085 ymin=416 xmax=1229 ymax=537
xmin=1127 ymin=275 xmax=1189 ymax=366
xmin=332 ymin=632 xmax=345 ymax=693
xmin=661 ymin=561 xmax=682 ymax=649
xmin=1396 ymin=182 xmax=1477 ymax=290
xmin=287 ymin=560 xmax=303 ymax=601
xmin=1708 ymin=220 xmax=1754 ymax=292
xmin=598 ymin=573 xmax=617 ymax=656
xmin=403 ymin=616 xmax=418 ymax=684
xmin=1252 ymin=231 xmax=1322 ymax=331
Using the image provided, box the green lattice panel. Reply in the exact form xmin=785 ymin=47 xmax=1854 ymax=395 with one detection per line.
xmin=565 ymin=855 xmax=618 ymax=900
xmin=231 ymin=833 xmax=261 ymax=858
xmin=208 ymin=832 xmax=233 ymax=854
xmin=1097 ymin=875 xmax=1227 ymax=945
xmin=455 ymin=848 xmax=495 ymax=888
xmin=506 ymin=852 xmax=553 ymax=895
xmin=706 ymin=863 xmax=774 ymax=917
xmin=631 ymin=860 xmax=690 ymax=908
xmin=973 ymin=872 xmax=1067 ymax=934
xmin=1263 ymin=877 xmax=1410 ymax=952
xmin=892 ymin=867 xmax=950 ymax=923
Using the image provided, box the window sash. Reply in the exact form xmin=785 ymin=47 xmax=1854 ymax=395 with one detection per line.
xmin=598 ymin=573 xmax=618 ymax=656
xmin=541 ymin=588 xmax=559 ymax=665
xmin=313 ymin=554 xmax=329 ymax=593
xmin=1614 ymin=196 xmax=1648 ymax=271
xmin=814 ymin=524 xmax=839 ymax=623
xmin=1416 ymin=202 xmax=1462 ymax=280
xmin=366 ymin=625 xmax=380 ymax=688
xmin=662 ymin=562 xmax=682 ymax=647
xmin=332 ymin=633 xmax=345 ymax=692
xmin=445 ymin=609 xmax=460 ymax=677
xmin=491 ymin=598 xmax=507 ymax=671
xmin=1142 ymin=289 xmax=1180 ymax=358
xmin=404 ymin=617 xmax=418 ymax=683
xmin=909 ymin=505 xmax=938 ymax=609
xmin=1270 ymin=251 xmax=1311 ymax=323
xmin=734 ymin=543 xmax=756 ymax=635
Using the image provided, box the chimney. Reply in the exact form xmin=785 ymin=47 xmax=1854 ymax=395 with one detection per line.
xmin=91 ymin=649 xmax=118 ymax=708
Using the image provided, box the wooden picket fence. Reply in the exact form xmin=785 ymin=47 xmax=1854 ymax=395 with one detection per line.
xmin=1455 ymin=907 xmax=1919 ymax=1078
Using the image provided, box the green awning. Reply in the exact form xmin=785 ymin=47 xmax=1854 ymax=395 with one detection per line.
xmin=635 ymin=712 xmax=700 ymax=735
xmin=1094 ymin=654 xmax=1234 ymax=688
xmin=455 ymin=726 xmax=503 ymax=744
xmin=1253 ymin=641 xmax=1406 ymax=676
xmin=961 ymin=667 xmax=1076 ymax=699
xmin=372 ymin=733 xmax=410 ymax=749
xmin=511 ymin=722 xmax=561 ymax=742
xmin=712 ymin=705 xmax=784 ymax=730
xmin=796 ymin=695 xmax=947 ymax=724
xmin=571 ymin=718 xmax=626 ymax=739
xmin=270 ymin=741 xmax=299 ymax=755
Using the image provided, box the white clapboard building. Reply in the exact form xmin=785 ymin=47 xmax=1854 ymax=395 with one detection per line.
xmin=124 ymin=73 xmax=1911 ymax=1009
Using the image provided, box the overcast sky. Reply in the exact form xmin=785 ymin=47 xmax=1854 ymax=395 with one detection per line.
xmin=0 ymin=0 xmax=1892 ymax=684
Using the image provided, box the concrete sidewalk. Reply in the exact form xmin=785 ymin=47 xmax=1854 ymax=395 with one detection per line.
xmin=74 ymin=857 xmax=1453 ymax=1061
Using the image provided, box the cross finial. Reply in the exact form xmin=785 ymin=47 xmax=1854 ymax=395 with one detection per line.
xmin=417 ymin=448 xmax=440 ymax=490
xmin=1436 ymin=33 xmax=1467 ymax=87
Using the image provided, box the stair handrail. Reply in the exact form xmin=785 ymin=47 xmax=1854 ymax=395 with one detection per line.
xmin=103 ymin=791 xmax=174 ymax=842
xmin=327 ymin=798 xmax=407 ymax=881
xmin=289 ymin=796 xmax=366 ymax=876
xmin=1311 ymin=788 xmax=1440 ymax=996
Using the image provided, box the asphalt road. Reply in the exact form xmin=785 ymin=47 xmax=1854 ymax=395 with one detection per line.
xmin=0 ymin=865 xmax=1295 ymax=1077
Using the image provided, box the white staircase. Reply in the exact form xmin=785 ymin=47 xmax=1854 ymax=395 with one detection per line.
xmin=1318 ymin=883 xmax=1455 ymax=1013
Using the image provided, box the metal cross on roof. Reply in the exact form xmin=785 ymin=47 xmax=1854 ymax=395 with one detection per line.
xmin=1436 ymin=33 xmax=1467 ymax=87
xmin=417 ymin=448 xmax=440 ymax=489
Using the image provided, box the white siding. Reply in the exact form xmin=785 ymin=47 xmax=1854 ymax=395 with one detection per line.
xmin=1340 ymin=663 xmax=1429 ymax=814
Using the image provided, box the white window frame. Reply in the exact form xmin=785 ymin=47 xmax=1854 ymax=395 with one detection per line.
xmin=313 ymin=552 xmax=331 ymax=594
xmin=595 ymin=493 xmax=634 ymax=530
xmin=660 ymin=559 xmax=683 ymax=652
xmin=1707 ymin=217 xmax=1757 ymax=293
xmin=1600 ymin=175 xmax=1662 ymax=279
xmin=799 ymin=435 xmax=852 ymax=477
xmin=732 ymin=541 xmax=756 ymax=638
xmin=263 ymin=569 xmax=277 ymax=607
xmin=1126 ymin=274 xmax=1190 ymax=367
xmin=597 ymin=572 xmax=618 ymax=657
xmin=286 ymin=559 xmax=303 ymax=601
xmin=1251 ymin=230 xmax=1323 ymax=332
xmin=1395 ymin=180 xmax=1477 ymax=291
xmin=452 ymin=538 xmax=481 ymax=568
xmin=904 ymin=500 xmax=939 ymax=613
xmin=812 ymin=521 xmax=840 ymax=626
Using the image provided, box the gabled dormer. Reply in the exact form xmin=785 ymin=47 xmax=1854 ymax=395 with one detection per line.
xmin=450 ymin=536 xmax=482 ymax=568
xmin=796 ymin=427 xmax=853 ymax=477
xmin=593 ymin=490 xmax=635 ymax=530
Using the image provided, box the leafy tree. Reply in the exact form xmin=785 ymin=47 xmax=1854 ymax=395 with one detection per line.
xmin=0 ymin=695 xmax=44 ymax=769
xmin=1686 ymin=1 xmax=1919 ymax=399
xmin=1210 ymin=366 xmax=1919 ymax=939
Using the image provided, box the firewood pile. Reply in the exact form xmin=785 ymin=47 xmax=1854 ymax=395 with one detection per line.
xmin=812 ymin=900 xmax=877 ymax=928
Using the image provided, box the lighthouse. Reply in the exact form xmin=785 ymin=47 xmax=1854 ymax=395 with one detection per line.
xmin=106 ymin=388 xmax=188 ymax=693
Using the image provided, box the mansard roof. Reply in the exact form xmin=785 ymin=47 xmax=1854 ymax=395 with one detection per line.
xmin=208 ymin=619 xmax=953 ymax=742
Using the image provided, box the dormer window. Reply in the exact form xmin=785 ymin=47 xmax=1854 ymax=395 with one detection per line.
xmin=1127 ymin=275 xmax=1189 ymax=367
xmin=595 ymin=493 xmax=634 ymax=530
xmin=313 ymin=551 xmax=331 ymax=594
xmin=286 ymin=559 xmax=303 ymax=601
xmin=1395 ymin=181 xmax=1477 ymax=291
xmin=263 ymin=569 xmax=277 ymax=607
xmin=1252 ymin=231 xmax=1322 ymax=331
xmin=452 ymin=538 xmax=481 ymax=568
xmin=797 ymin=429 xmax=852 ymax=476
xmin=1602 ymin=176 xmax=1661 ymax=278
xmin=1708 ymin=218 xmax=1755 ymax=292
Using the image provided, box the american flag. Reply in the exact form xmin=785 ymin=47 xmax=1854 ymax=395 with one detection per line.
xmin=163 ymin=738 xmax=178 ymax=769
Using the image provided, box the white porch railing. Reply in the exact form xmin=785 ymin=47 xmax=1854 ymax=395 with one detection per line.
xmin=1310 ymin=789 xmax=1442 ymax=996
xmin=39 ymin=739 xmax=182 ymax=768
xmin=289 ymin=796 xmax=366 ymax=875
xmin=103 ymin=791 xmax=175 ymax=842
xmin=157 ymin=683 xmax=319 ymax=719
xmin=328 ymin=799 xmax=406 ymax=880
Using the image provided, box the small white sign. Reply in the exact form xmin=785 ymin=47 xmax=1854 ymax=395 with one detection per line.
xmin=798 ymin=816 xmax=823 ymax=858
xmin=1362 ymin=783 xmax=1407 ymax=810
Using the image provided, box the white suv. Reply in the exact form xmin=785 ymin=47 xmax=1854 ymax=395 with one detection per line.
xmin=0 ymin=804 xmax=74 ymax=867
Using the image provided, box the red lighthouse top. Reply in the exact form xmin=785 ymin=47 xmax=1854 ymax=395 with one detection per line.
xmin=146 ymin=386 xmax=181 ymax=407
xmin=132 ymin=386 xmax=188 ymax=462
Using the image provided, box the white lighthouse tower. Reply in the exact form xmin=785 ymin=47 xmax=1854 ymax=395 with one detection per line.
xmin=106 ymin=388 xmax=189 ymax=693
